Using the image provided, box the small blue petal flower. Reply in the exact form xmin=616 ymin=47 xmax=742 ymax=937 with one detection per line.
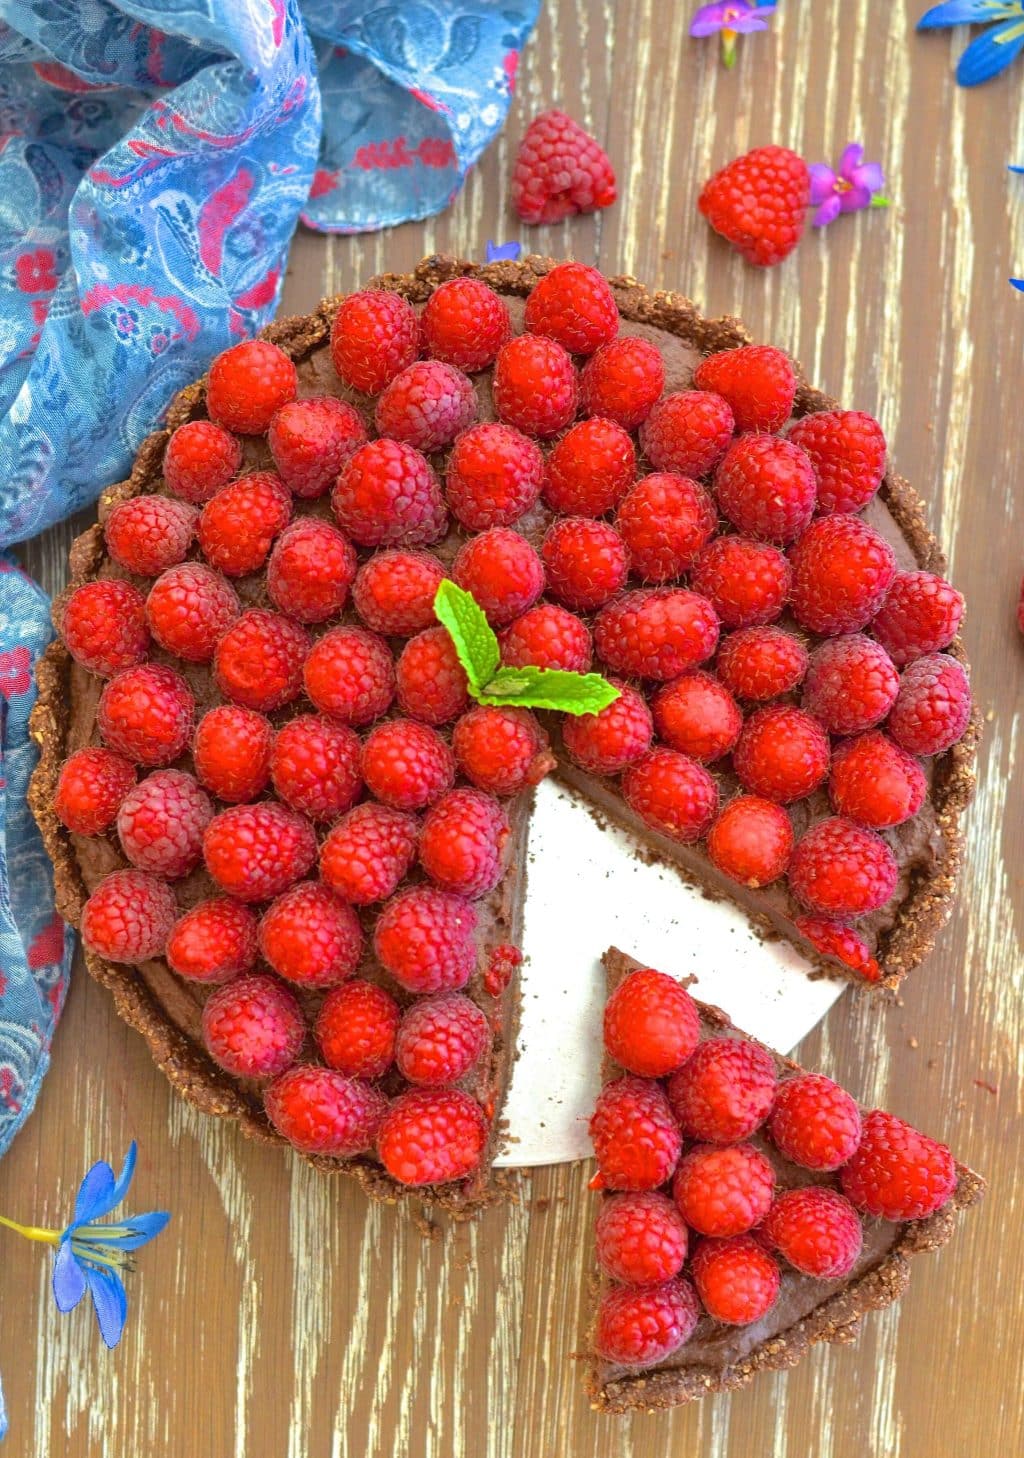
xmin=918 ymin=1 xmax=1019 ymax=28
xmin=0 ymin=1368 xmax=7 ymax=1442
xmin=1010 ymin=276 xmax=1024 ymax=289
xmin=84 ymin=1265 xmax=129 ymax=1350
xmin=52 ymin=1236 xmax=88 ymax=1313
xmin=486 ymin=240 xmax=521 ymax=262
xmin=957 ymin=16 xmax=1024 ymax=82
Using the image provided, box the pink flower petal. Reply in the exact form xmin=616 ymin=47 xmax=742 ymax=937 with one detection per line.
xmin=812 ymin=195 xmax=843 ymax=228
xmin=838 ymin=183 xmax=873 ymax=213
xmin=838 ymin=142 xmax=864 ymax=177
xmin=808 ymin=164 xmax=838 ymax=206
xmin=851 ymin=161 xmax=885 ymax=194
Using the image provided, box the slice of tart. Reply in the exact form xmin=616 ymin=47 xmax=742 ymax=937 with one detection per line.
xmin=585 ymin=948 xmax=984 ymax=1411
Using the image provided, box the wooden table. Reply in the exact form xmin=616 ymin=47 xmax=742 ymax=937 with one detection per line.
xmin=3 ymin=3 xmax=1022 ymax=1453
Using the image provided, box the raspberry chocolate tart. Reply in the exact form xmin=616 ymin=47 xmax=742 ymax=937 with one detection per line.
xmin=29 ymin=254 xmax=975 ymax=1210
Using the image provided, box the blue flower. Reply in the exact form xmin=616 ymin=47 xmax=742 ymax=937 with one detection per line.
xmin=485 ymin=240 xmax=521 ymax=262
xmin=918 ymin=2 xmax=1024 ymax=86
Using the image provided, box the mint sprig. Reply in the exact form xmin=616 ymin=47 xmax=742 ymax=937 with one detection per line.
xmin=433 ymin=580 xmax=620 ymax=717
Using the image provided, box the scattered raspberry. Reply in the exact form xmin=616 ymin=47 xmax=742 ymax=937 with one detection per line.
xmin=544 ymin=415 xmax=635 ymax=516
xmin=395 ymin=626 xmax=470 ymax=724
xmin=395 ymin=991 xmax=489 ymax=1086
xmin=580 ymin=336 xmax=665 ymax=429
xmin=651 ymin=670 xmax=741 ymax=762
xmin=829 ymin=731 xmax=926 ymax=829
xmin=203 ymin=802 xmax=317 ymax=902
xmin=793 ymin=915 xmax=881 ymax=983
xmin=352 ymin=549 xmax=446 ymax=636
xmin=197 ymin=471 xmax=291 ymax=577
xmin=375 ymin=359 xmax=478 ymax=452
xmin=166 ymin=896 xmax=257 ymax=983
xmin=270 ymin=714 xmax=362 ymax=821
xmin=716 ymin=626 xmax=808 ymax=701
xmin=639 ymin=391 xmax=735 ymax=478
xmin=694 ymin=345 xmax=797 ymax=433
xmin=62 ymin=579 xmax=149 ymax=677
xmin=268 ymin=396 xmax=367 ymax=498
xmin=214 ymin=609 xmax=310 ymax=713
xmin=715 ymin=434 xmax=817 ymax=544
xmin=790 ymin=514 xmax=898 ymax=635
xmin=332 ymin=438 xmax=447 ymax=548
xmin=421 ymin=276 xmax=511 ymax=372
xmin=320 ymin=803 xmax=418 ymax=906
xmin=768 ymin=1072 xmax=863 ymax=1171
xmin=541 ymin=517 xmax=628 ymax=611
xmin=259 ymin=881 xmax=363 ymax=987
xmin=419 ymin=787 xmax=509 ymax=898
xmin=788 ymin=816 xmax=898 ymax=918
xmin=265 ymin=1065 xmax=387 ymax=1157
xmin=595 ymin=1192 xmax=689 ymax=1287
xmin=761 ymin=1187 xmax=863 ymax=1279
xmin=374 ymin=885 xmax=478 ymax=993
xmin=266 ymin=518 xmax=357 ymax=623
xmin=316 ymin=979 xmax=400 ymax=1079
xmin=733 ymin=704 xmax=830 ymax=804
xmin=589 ymin=1075 xmax=682 ymax=1191
xmin=329 ymin=288 xmax=420 ymax=394
xmin=452 ymin=705 xmax=554 ymax=795
xmin=603 ymin=966 xmax=700 ymax=1078
xmin=453 ymin=528 xmax=545 ymax=627
xmin=803 ymin=634 xmax=899 ymax=734
xmin=706 ymin=795 xmax=794 ymax=888
xmin=445 ymin=421 xmax=546 ymax=531
xmin=145 ymin=562 xmax=239 ymax=663
xmin=887 ymin=653 xmax=972 ymax=756
xmin=594 ymin=588 xmax=720 ymax=681
xmin=206 ymin=339 xmax=297 ymax=435
xmin=105 ymin=495 xmax=196 ymax=577
xmin=202 ymin=973 xmax=304 ymax=1080
xmin=303 ymin=625 xmax=395 ymax=726
xmin=615 ymin=473 xmax=716 ymax=582
xmin=117 ymin=769 xmax=212 ymax=879
xmin=377 ymin=1087 xmax=489 ymax=1185
xmin=840 ymin=1109 xmax=956 ymax=1220
xmin=163 ymin=419 xmax=241 ymax=503
xmin=561 ymin=680 xmax=654 ymax=774
xmin=81 ymin=869 xmax=177 ymax=964
xmin=492 ymin=333 xmax=577 ymax=438
xmin=483 ymin=942 xmax=521 ymax=998
xmin=193 ymin=705 xmax=273 ymax=803
xmin=871 ymin=569 xmax=965 ymax=666
xmin=667 ymin=1036 xmax=777 ymax=1144
xmin=691 ymin=536 xmax=792 ymax=630
xmin=788 ymin=409 xmax=886 ymax=514
xmin=54 ymin=748 xmax=135 ymax=835
xmin=496 ymin=584 xmax=592 ymax=670
xmin=97 ymin=664 xmax=194 ymax=766
xmin=698 ymin=145 xmax=810 ymax=267
xmin=524 ymin=261 xmax=618 ymax=354
xmin=512 ymin=109 xmax=616 ymax=224
xmin=672 ymin=1143 xmax=775 ymax=1238
xmin=594 ymin=1278 xmax=699 ymax=1365
xmin=621 ymin=748 xmax=718 ymax=844
xmin=361 ymin=717 xmax=455 ymax=810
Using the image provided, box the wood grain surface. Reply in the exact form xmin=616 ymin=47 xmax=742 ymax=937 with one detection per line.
xmin=3 ymin=3 xmax=1022 ymax=1454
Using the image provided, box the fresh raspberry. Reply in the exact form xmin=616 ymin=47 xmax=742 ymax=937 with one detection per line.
xmin=523 ymin=261 xmax=618 ymax=354
xmin=543 ymin=416 xmax=635 ymax=516
xmin=105 ymin=495 xmax=196 ymax=577
xmin=453 ymin=528 xmax=544 ymax=627
xmin=197 ymin=471 xmax=291 ymax=577
xmin=666 ymin=1037 xmax=777 ymax=1144
xmin=452 ymin=705 xmax=554 ymax=796
xmin=639 ymin=391 xmax=735 ymax=478
xmin=840 ymin=1109 xmax=956 ymax=1221
xmin=203 ymin=802 xmax=317 ymax=902
xmin=499 ymin=595 xmax=595 ymax=679
xmin=803 ymin=634 xmax=899 ymax=734
xmin=395 ymin=991 xmax=489 ymax=1085
xmin=768 ymin=1072 xmax=863 ymax=1171
xmin=214 ymin=609 xmax=310 ymax=713
xmin=698 ymin=145 xmax=810 ymax=267
xmin=332 ymin=438 xmax=447 ymax=548
xmin=62 ymin=579 xmax=149 ymax=677
xmin=691 ymin=1234 xmax=781 ymax=1324
xmin=54 ymin=748 xmax=135 ymax=835
xmin=375 ymin=359 xmax=478 ymax=452
xmin=706 ymin=795 xmax=794 ymax=887
xmin=561 ymin=681 xmax=654 ymax=774
xmin=395 ymin=626 xmax=470 ymax=724
xmin=145 ymin=562 xmax=239 ymax=663
xmin=81 ymin=869 xmax=176 ymax=964
xmin=116 ymin=769 xmax=212 ymax=879
xmin=259 ymin=881 xmax=363 ymax=987
xmin=352 ymin=549 xmax=446 ymax=636
xmin=165 ymin=896 xmax=258 ymax=983
xmin=615 ymin=473 xmax=716 ymax=582
xmin=483 ymin=942 xmax=521 ymax=998
xmin=421 ymin=276 xmax=511 ymax=372
xmin=492 ymin=334 xmax=577 ymax=438
xmin=163 ymin=419 xmax=241 ymax=503
xmin=329 ymin=288 xmax=420 ymax=394
xmin=672 ymin=1143 xmax=775 ymax=1237
xmin=716 ymin=626 xmax=808 ymax=701
xmin=594 ymin=1277 xmax=699 ymax=1365
xmin=829 ymin=731 xmax=926 ymax=829
xmin=315 ymin=978 xmax=400 ymax=1078
xmin=691 ymin=536 xmax=792 ymax=630
xmin=594 ymin=589 xmax=720 ymax=681
xmin=361 ymin=718 xmax=455 ymax=810
xmin=419 ymin=787 xmax=509 ymax=898
xmin=445 ymin=421 xmax=547 ymax=531
xmin=788 ymin=409 xmax=886 ymax=514
xmin=97 ymin=664 xmax=194 ymax=766
xmin=374 ymin=885 xmax=478 ymax=993
xmin=788 ymin=817 xmax=898 ymax=918
xmin=887 ymin=653 xmax=972 ymax=756
xmin=193 ymin=705 xmax=273 ymax=803
xmin=733 ymin=704 xmax=830 ymax=804
xmin=202 ymin=973 xmax=305 ymax=1080
xmin=761 ymin=1187 xmax=863 ymax=1279
xmin=206 ymin=339 xmax=297 ymax=434
xmin=651 ymin=671 xmax=741 ymax=762
xmin=595 ymin=1192 xmax=689 ymax=1287
xmin=871 ymin=570 xmax=965 ymax=666
xmin=320 ymin=803 xmax=418 ymax=905
xmin=580 ymin=336 xmax=665 ymax=429
xmin=793 ymin=915 xmax=881 ymax=983
xmin=512 ymin=109 xmax=616 ymax=224
xmin=602 ymin=966 xmax=700 ymax=1078
xmin=541 ymin=517 xmax=628 ymax=611
xmin=589 ymin=1075 xmax=682 ymax=1191
xmin=302 ymin=625 xmax=395 ymax=726
xmin=267 ymin=396 xmax=367 ymax=498
xmin=715 ymin=435 xmax=817 ymax=544
xmin=265 ymin=1065 xmax=387 ymax=1157
xmin=789 ymin=514 xmax=898 ymax=635
xmin=621 ymin=748 xmax=718 ymax=844
xmin=266 ymin=518 xmax=357 ymax=623
xmin=270 ymin=714 xmax=363 ymax=821
xmin=377 ymin=1087 xmax=489 ymax=1185
xmin=694 ymin=345 xmax=797 ymax=434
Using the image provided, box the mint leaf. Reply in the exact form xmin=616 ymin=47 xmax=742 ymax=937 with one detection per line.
xmin=479 ymin=665 xmax=621 ymax=716
xmin=433 ymin=580 xmax=500 ymax=692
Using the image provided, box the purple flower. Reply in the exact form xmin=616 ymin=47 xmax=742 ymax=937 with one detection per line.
xmin=690 ymin=2 xmax=776 ymax=66
xmin=808 ymin=143 xmax=888 ymax=227
xmin=485 ymin=240 xmax=521 ymax=263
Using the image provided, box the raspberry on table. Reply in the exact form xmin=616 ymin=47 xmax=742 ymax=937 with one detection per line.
xmin=691 ymin=1234 xmax=781 ymax=1325
xmin=146 ymin=561 xmax=239 ymax=663
xmin=621 ymin=747 xmax=719 ymax=844
xmin=421 ymin=276 xmax=511 ymax=372
xmin=667 ymin=1036 xmax=777 ymax=1143
xmin=761 ymin=1187 xmax=863 ymax=1280
xmin=870 ymin=569 xmax=965 ymax=665
xmin=524 ymin=261 xmax=619 ymax=354
xmin=375 ymin=359 xmax=478 ymax=452
xmin=887 ymin=653 xmax=972 ymax=755
xmin=706 ymin=794 xmax=794 ymax=888
xmin=672 ymin=1142 xmax=775 ymax=1238
xmin=270 ymin=714 xmax=363 ymax=821
xmin=105 ymin=494 xmax=196 ymax=577
xmin=377 ymin=1087 xmax=489 ymax=1185
xmin=268 ymin=396 xmax=367 ymax=498
xmin=829 ymin=730 xmax=927 ymax=829
xmin=206 ymin=338 xmax=297 ymax=435
xmin=793 ymin=915 xmax=881 ymax=983
xmin=698 ymin=145 xmax=810 ymax=267
xmin=639 ymin=390 xmax=735 ymax=478
xmin=594 ymin=1192 xmax=689 ymax=1287
xmin=589 ymin=1075 xmax=682 ymax=1191
xmin=691 ymin=535 xmax=792 ymax=630
xmin=594 ymin=1278 xmax=700 ymax=1366
xmin=332 ymin=438 xmax=448 ymax=548
xmin=788 ymin=408 xmax=886 ymax=515
xmin=512 ymin=108 xmax=617 ymax=224
xmin=117 ymin=768 xmax=213 ymax=879
xmin=97 ymin=663 xmax=194 ymax=766
xmin=453 ymin=527 xmax=545 ymax=628
xmin=54 ymin=747 xmax=135 ymax=835
xmin=452 ymin=705 xmax=554 ymax=796
xmin=651 ymin=670 xmax=742 ymax=762
xmin=788 ymin=816 xmax=899 ymax=918
xmin=62 ymin=579 xmax=149 ymax=677
xmin=259 ymin=881 xmax=363 ymax=988
xmin=445 ymin=421 xmax=547 ymax=531
xmin=81 ymin=869 xmax=177 ymax=964
xmin=561 ymin=680 xmax=653 ymax=774
xmin=615 ymin=472 xmax=716 ymax=583
xmin=197 ymin=470 xmax=292 ymax=577
xmin=203 ymin=802 xmax=317 ymax=902
xmin=492 ymin=333 xmax=578 ymax=438
xmin=580 ymin=336 xmax=664 ymax=429
xmin=166 ymin=896 xmax=258 ymax=982
xmin=542 ymin=517 xmax=628 ymax=611
xmin=733 ymin=704 xmax=830 ymax=804
xmin=214 ymin=608 xmax=310 ymax=713
xmin=767 ymin=1072 xmax=862 ymax=1171
xmin=840 ymin=1109 xmax=956 ymax=1221
xmin=602 ymin=966 xmax=700 ymax=1078
xmin=419 ymin=787 xmax=510 ymax=898
xmin=790 ymin=513 xmax=897 ymax=635
xmin=265 ymin=1065 xmax=388 ymax=1158
xmin=302 ymin=624 xmax=395 ymax=726
xmin=694 ymin=345 xmax=797 ymax=434
xmin=373 ymin=885 xmax=478 ymax=993
xmin=193 ymin=704 xmax=273 ymax=803
xmin=803 ymin=634 xmax=900 ymax=734
xmin=715 ymin=434 xmax=817 ymax=544
xmin=320 ymin=803 xmax=419 ymax=906
xmin=316 ymin=978 xmax=400 ymax=1079
xmin=361 ymin=717 xmax=455 ymax=810
xmin=594 ymin=588 xmax=720 ymax=680
xmin=395 ymin=991 xmax=490 ymax=1086
xmin=716 ymin=626 xmax=808 ymax=701
xmin=267 ymin=518 xmax=357 ymax=623
xmin=352 ymin=549 xmax=446 ymax=636
xmin=163 ymin=419 xmax=241 ymax=503
xmin=202 ymin=973 xmax=305 ymax=1080
xmin=395 ymin=626 xmax=470 ymax=724
xmin=329 ymin=288 xmax=420 ymax=394
xmin=543 ymin=416 xmax=635 ymax=517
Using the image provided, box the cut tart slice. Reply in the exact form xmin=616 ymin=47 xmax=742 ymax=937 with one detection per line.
xmin=585 ymin=948 xmax=984 ymax=1411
